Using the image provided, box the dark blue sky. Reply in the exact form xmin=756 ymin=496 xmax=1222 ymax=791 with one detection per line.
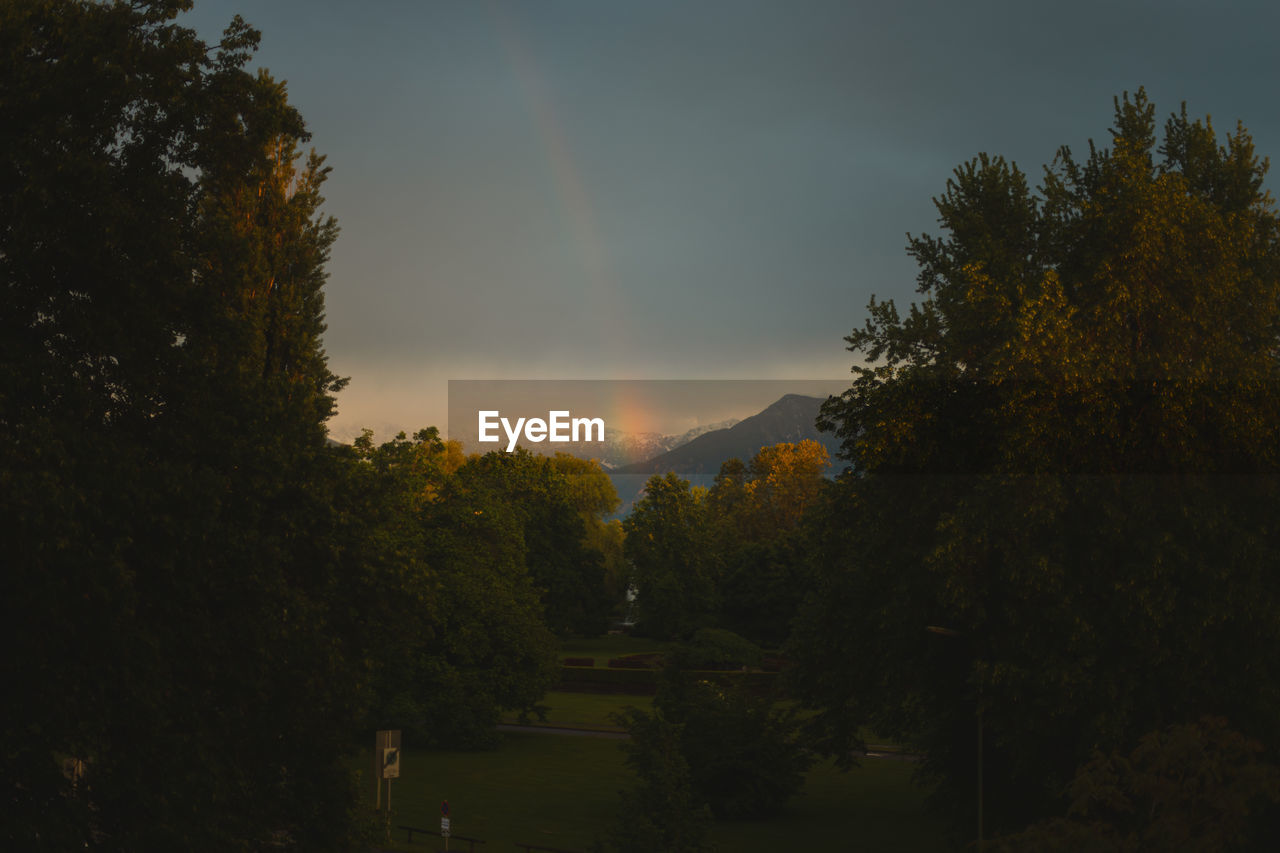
xmin=181 ymin=1 xmax=1280 ymax=440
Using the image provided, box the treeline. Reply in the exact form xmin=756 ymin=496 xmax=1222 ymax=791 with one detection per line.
xmin=0 ymin=2 xmax=623 ymax=849
xmin=788 ymin=91 xmax=1280 ymax=847
xmin=625 ymin=440 xmax=829 ymax=647
xmin=9 ymin=1 xmax=1280 ymax=850
xmin=617 ymin=90 xmax=1280 ymax=850
xmin=338 ymin=434 xmax=622 ymax=750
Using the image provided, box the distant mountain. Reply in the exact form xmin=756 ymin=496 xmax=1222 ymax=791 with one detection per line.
xmin=614 ymin=394 xmax=839 ymax=475
xmin=591 ymin=418 xmax=741 ymax=469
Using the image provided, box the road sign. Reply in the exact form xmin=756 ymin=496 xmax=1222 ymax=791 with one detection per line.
xmin=442 ymin=799 xmax=450 ymax=817
xmin=374 ymin=730 xmax=401 ymax=809
xmin=382 ymin=746 xmax=400 ymax=779
xmin=441 ymin=817 xmax=451 ymax=837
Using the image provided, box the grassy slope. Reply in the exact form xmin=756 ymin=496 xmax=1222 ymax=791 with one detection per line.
xmin=502 ymin=691 xmax=652 ymax=731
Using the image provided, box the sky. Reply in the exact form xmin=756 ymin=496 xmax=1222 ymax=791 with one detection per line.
xmin=180 ymin=0 xmax=1280 ymax=442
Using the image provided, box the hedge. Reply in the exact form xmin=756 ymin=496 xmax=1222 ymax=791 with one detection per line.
xmin=558 ymin=666 xmax=780 ymax=696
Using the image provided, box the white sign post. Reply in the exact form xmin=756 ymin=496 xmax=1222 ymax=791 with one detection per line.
xmin=373 ymin=730 xmax=401 ymax=819
xmin=441 ymin=816 xmax=451 ymax=850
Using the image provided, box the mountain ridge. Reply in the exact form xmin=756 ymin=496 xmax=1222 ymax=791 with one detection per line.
xmin=614 ymin=393 xmax=839 ymax=475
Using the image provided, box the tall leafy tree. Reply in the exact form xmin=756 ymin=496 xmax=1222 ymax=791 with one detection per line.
xmin=708 ymin=442 xmax=829 ymax=646
xmin=791 ymin=91 xmax=1280 ymax=838
xmin=1 ymin=2 xmax=359 ymax=848
xmin=451 ymin=450 xmax=615 ymax=637
xmin=624 ymin=473 xmax=716 ymax=639
xmin=344 ymin=434 xmax=559 ymax=749
xmin=610 ymin=705 xmax=712 ymax=853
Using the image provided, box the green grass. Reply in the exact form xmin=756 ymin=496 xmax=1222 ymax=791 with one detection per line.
xmin=502 ymin=691 xmax=652 ymax=731
xmin=366 ymin=638 xmax=938 ymax=849
xmin=558 ymin=635 xmax=670 ymax=667
xmin=360 ymin=734 xmax=948 ymax=852
xmin=504 ymin=693 xmax=898 ymax=751
xmin=365 ymin=734 xmax=627 ymax=852
xmin=710 ymin=759 xmax=948 ymax=852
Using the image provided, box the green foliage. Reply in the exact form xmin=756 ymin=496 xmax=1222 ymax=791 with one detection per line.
xmin=343 ymin=434 xmax=560 ymax=749
xmin=454 ymin=450 xmax=617 ymax=637
xmin=549 ymin=454 xmax=629 ymax=613
xmin=363 ymin=738 xmax=947 ymax=853
xmin=611 ymin=706 xmax=714 ymax=853
xmin=615 ymin=667 xmax=811 ymax=829
xmin=707 ymin=443 xmax=830 ymax=646
xmin=665 ymin=670 xmax=812 ymax=819
xmin=994 ymin=717 xmax=1280 ymax=851
xmin=675 ymin=628 xmax=764 ymax=670
xmin=624 ymin=473 xmax=717 ymax=639
xmin=793 ymin=90 xmax=1280 ymax=838
xmin=622 ymin=446 xmax=831 ymax=645
xmin=1 ymin=1 xmax=361 ymax=848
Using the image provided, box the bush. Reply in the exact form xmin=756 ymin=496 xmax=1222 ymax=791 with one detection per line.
xmin=607 ymin=654 xmax=663 ymax=669
xmin=673 ymin=628 xmax=764 ymax=670
xmin=993 ymin=717 xmax=1280 ymax=851
xmin=616 ymin=668 xmax=812 ymax=820
xmin=561 ymin=664 xmax=781 ymax=696
xmin=611 ymin=707 xmax=712 ymax=853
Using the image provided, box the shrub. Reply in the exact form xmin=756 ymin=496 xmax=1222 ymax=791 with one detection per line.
xmin=615 ymin=668 xmax=812 ymax=821
xmin=674 ymin=628 xmax=763 ymax=670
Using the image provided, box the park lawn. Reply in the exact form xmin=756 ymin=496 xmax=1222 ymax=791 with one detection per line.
xmin=362 ymin=733 xmax=947 ymax=852
xmin=558 ymin=635 xmax=670 ymax=666
xmin=502 ymin=691 xmax=652 ymax=731
xmin=710 ymin=758 xmax=948 ymax=852
xmin=366 ymin=733 xmax=627 ymax=852
xmin=503 ymin=694 xmax=899 ymax=752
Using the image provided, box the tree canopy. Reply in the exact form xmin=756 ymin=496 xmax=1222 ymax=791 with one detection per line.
xmin=4 ymin=2 xmax=360 ymax=847
xmin=624 ymin=473 xmax=717 ymax=639
xmin=791 ymin=90 xmax=1280 ymax=839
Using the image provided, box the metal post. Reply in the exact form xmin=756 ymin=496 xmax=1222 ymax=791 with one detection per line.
xmin=382 ymin=778 xmax=391 ymax=842
xmin=978 ymin=705 xmax=984 ymax=852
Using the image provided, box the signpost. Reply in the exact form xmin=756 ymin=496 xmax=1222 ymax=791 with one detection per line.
xmin=382 ymin=746 xmax=400 ymax=779
xmin=441 ymin=800 xmax=451 ymax=850
xmin=373 ymin=730 xmax=401 ymax=822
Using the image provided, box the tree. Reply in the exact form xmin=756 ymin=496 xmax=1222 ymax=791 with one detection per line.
xmin=1 ymin=2 xmax=361 ymax=848
xmin=451 ymin=450 xmax=616 ymax=637
xmin=739 ymin=440 xmax=830 ymax=532
xmin=610 ymin=706 xmax=712 ymax=853
xmin=707 ymin=442 xmax=830 ymax=645
xmin=614 ymin=664 xmax=810 ymax=833
xmin=623 ymin=473 xmax=716 ymax=639
xmin=327 ymin=431 xmax=559 ymax=750
xmin=993 ymin=718 xmax=1280 ymax=851
xmin=791 ymin=90 xmax=1280 ymax=837
xmin=548 ymin=453 xmax=629 ymax=629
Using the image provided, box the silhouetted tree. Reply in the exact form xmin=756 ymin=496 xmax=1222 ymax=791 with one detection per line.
xmin=2 ymin=2 xmax=358 ymax=848
xmin=791 ymin=90 xmax=1280 ymax=838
